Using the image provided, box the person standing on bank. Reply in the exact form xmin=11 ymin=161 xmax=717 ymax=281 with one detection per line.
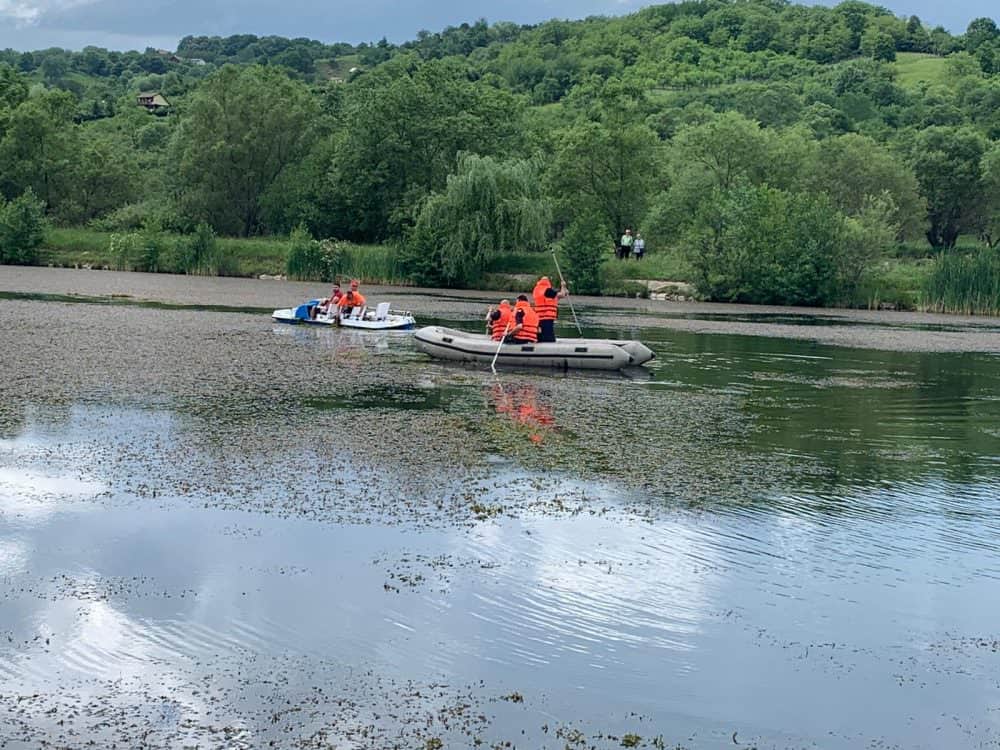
xmin=532 ymin=276 xmax=568 ymax=343
xmin=632 ymin=232 xmax=645 ymax=261
xmin=619 ymin=228 xmax=634 ymax=260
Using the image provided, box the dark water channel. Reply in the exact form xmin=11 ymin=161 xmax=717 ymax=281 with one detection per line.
xmin=2 ymin=294 xmax=1000 ymax=749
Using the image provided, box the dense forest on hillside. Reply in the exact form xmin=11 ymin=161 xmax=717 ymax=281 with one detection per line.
xmin=1 ymin=0 xmax=1000 ymax=309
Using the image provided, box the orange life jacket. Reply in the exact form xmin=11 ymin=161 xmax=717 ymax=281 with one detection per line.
xmin=533 ymin=279 xmax=558 ymax=321
xmin=491 ymin=303 xmax=513 ymax=341
xmin=513 ymin=300 xmax=539 ymax=342
xmin=337 ymin=291 xmax=366 ymax=308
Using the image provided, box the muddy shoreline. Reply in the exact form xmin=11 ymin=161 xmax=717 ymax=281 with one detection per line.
xmin=3 ymin=265 xmax=999 ymax=353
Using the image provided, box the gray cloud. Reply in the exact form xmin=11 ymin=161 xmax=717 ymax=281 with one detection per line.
xmin=0 ymin=0 xmax=994 ymax=52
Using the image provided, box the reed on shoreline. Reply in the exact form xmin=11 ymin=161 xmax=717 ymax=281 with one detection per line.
xmin=922 ymin=249 xmax=1000 ymax=316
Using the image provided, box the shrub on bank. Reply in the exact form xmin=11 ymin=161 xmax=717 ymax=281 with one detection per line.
xmin=557 ymin=216 xmax=607 ymax=295
xmin=0 ymin=189 xmax=47 ymax=265
xmin=285 ymin=226 xmax=348 ymax=281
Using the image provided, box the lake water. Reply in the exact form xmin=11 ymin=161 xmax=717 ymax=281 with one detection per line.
xmin=1 ymin=281 xmax=999 ymax=749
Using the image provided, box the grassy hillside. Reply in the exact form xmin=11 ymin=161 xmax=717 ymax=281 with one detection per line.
xmin=893 ymin=52 xmax=951 ymax=88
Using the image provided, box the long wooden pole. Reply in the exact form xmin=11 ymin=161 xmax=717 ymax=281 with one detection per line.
xmin=490 ymin=322 xmax=510 ymax=373
xmin=551 ymin=251 xmax=582 ymax=336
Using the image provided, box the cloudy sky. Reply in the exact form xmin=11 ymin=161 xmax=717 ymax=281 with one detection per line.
xmin=0 ymin=0 xmax=994 ymax=52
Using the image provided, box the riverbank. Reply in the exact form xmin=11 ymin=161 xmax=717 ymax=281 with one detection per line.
xmin=34 ymin=227 xmax=945 ymax=310
xmin=2 ymin=265 xmax=999 ymax=353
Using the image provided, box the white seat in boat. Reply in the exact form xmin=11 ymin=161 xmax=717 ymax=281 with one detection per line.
xmin=374 ymin=302 xmax=390 ymax=321
xmin=351 ymin=306 xmax=365 ymax=320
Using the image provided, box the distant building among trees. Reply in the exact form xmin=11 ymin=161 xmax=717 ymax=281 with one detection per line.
xmin=136 ymin=91 xmax=170 ymax=112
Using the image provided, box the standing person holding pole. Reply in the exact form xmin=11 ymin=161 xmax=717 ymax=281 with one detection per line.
xmin=550 ymin=251 xmax=582 ymax=336
xmin=532 ymin=276 xmax=568 ymax=343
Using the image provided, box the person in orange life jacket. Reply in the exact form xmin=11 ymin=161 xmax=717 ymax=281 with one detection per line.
xmin=310 ymin=282 xmax=342 ymax=319
xmin=486 ymin=299 xmax=513 ymax=341
xmin=336 ymin=279 xmax=366 ymax=316
xmin=532 ymin=276 xmax=568 ymax=343
xmin=508 ymin=295 xmax=539 ymax=343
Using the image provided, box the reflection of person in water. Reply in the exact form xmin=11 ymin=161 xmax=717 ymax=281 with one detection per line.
xmin=488 ymin=382 xmax=555 ymax=443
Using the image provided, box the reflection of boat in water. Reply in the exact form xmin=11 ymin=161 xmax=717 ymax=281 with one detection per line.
xmin=487 ymin=382 xmax=555 ymax=443
xmin=272 ymin=300 xmax=416 ymax=330
xmin=414 ymin=326 xmax=654 ymax=371
xmin=271 ymin=324 xmax=401 ymax=353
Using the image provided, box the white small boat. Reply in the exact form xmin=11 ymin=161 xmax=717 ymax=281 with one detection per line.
xmin=414 ymin=326 xmax=654 ymax=371
xmin=272 ymin=300 xmax=416 ymax=330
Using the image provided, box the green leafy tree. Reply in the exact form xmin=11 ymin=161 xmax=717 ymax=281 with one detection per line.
xmin=907 ymin=126 xmax=988 ymax=248
xmin=0 ymin=63 xmax=29 ymax=134
xmin=0 ymin=90 xmax=77 ymax=210
xmin=0 ymin=189 xmax=47 ymax=264
xmin=651 ymin=112 xmax=813 ymax=247
xmin=558 ymin=215 xmax=608 ymax=295
xmin=326 ymin=57 xmax=523 ymax=241
xmin=860 ymin=28 xmax=896 ymax=61
xmin=548 ymin=83 xmax=661 ymax=241
xmin=173 ymin=65 xmax=319 ymax=236
xmin=66 ymin=130 xmax=138 ymax=224
xmin=965 ymin=17 xmax=999 ymax=54
xmin=976 ymin=144 xmax=1000 ymax=248
xmin=260 ymin=139 xmax=337 ymax=236
xmin=682 ymin=185 xmax=848 ymax=306
xmin=839 ymin=193 xmax=900 ymax=299
xmin=808 ymin=133 xmax=924 ymax=239
xmin=901 ymin=16 xmax=930 ymax=52
xmin=402 ymin=154 xmax=550 ymax=286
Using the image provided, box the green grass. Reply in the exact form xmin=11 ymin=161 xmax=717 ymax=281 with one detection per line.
xmin=922 ymin=249 xmax=1000 ymax=315
xmin=338 ymin=244 xmax=406 ymax=285
xmin=38 ymin=226 xmax=400 ymax=283
xmin=893 ymin=52 xmax=950 ymax=89
xmin=615 ymin=251 xmax=694 ymax=282
xmin=216 ymin=236 xmax=290 ymax=277
xmin=317 ymin=54 xmax=361 ymax=80
xmin=856 ymin=258 xmax=932 ymax=310
xmin=485 ymin=252 xmax=554 ymax=276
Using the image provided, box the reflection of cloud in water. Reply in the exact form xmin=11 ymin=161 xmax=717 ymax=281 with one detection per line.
xmin=0 ymin=467 xmax=105 ymax=523
xmin=11 ymin=597 xmax=232 ymax=743
xmin=459 ymin=515 xmax=718 ymax=673
xmin=0 ymin=537 xmax=29 ymax=575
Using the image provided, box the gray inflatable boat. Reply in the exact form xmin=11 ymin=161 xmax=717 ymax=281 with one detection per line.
xmin=414 ymin=326 xmax=655 ymax=371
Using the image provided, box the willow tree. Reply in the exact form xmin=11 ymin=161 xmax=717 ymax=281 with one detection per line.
xmin=402 ymin=154 xmax=551 ymax=286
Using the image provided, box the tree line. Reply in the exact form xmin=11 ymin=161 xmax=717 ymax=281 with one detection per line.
xmin=1 ymin=0 xmax=999 ymax=307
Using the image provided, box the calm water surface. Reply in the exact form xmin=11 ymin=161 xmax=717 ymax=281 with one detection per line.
xmin=2 ymin=296 xmax=1000 ymax=749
